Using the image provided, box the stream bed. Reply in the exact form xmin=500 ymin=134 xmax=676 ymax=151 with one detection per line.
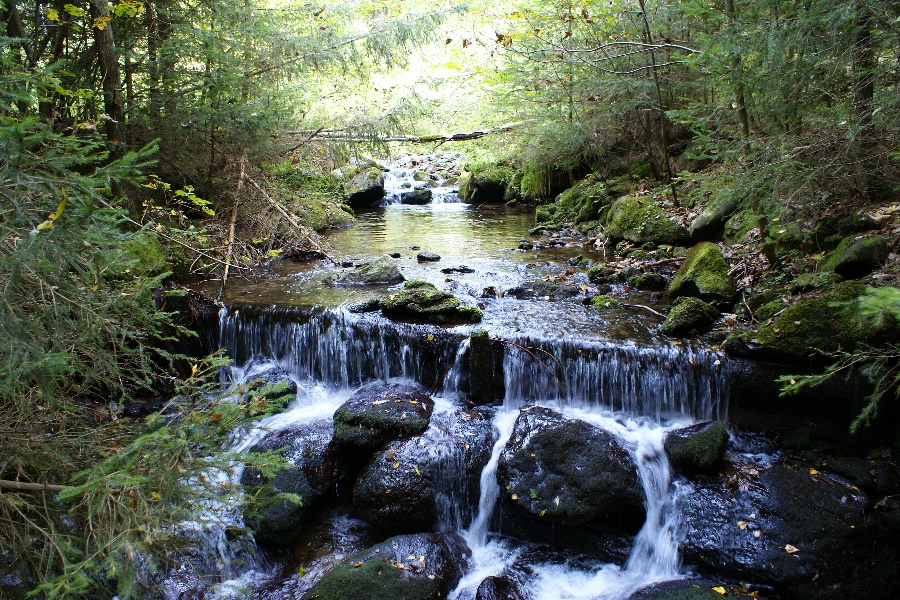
xmin=180 ymin=155 xmax=899 ymax=600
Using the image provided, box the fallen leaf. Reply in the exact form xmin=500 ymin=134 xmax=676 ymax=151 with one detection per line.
xmin=785 ymin=544 xmax=800 ymax=554
xmin=712 ymin=586 xmax=727 ymax=595
xmin=393 ymin=461 xmax=400 ymax=470
xmin=426 ymin=333 xmax=434 ymax=341
xmin=352 ymin=562 xmax=363 ymax=568
xmin=809 ymin=468 xmax=818 ymax=476
xmin=414 ymin=466 xmax=422 ymax=476
xmin=737 ymin=521 xmax=748 ymax=530
xmin=511 ymin=494 xmax=518 ymax=501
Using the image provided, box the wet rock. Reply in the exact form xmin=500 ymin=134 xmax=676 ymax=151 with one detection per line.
xmin=661 ymin=297 xmax=718 ymax=336
xmin=587 ymin=264 xmax=616 ymax=283
xmin=333 ymin=382 xmax=434 ymax=453
xmin=331 ymin=257 xmax=405 ymax=285
xmin=668 ymin=242 xmax=736 ymax=302
xmin=823 ymin=234 xmax=889 ymax=279
xmin=378 ymin=281 xmax=483 ymax=324
xmin=664 ymin=421 xmax=728 ymax=473
xmin=241 ymin=420 xmax=336 ymax=545
xmin=476 ymin=575 xmax=525 ymax=600
xmin=689 ymin=196 xmax=740 ymax=242
xmin=401 ymin=189 xmax=433 ymax=205
xmin=826 ymin=456 xmax=876 ymax=492
xmin=629 ymin=578 xmax=732 ymax=600
xmin=629 ymin=273 xmax=667 ymax=291
xmin=416 ymin=252 xmax=441 ymax=262
xmin=481 ymin=286 xmax=501 ymax=299
xmin=497 ymin=407 xmax=645 ymax=529
xmin=604 ymin=196 xmax=690 ymax=246
xmin=344 ymin=167 xmax=385 ymax=208
xmin=389 ymin=252 xmax=402 ymax=258
xmin=680 ymin=461 xmax=900 ymax=599
xmin=518 ymin=241 xmax=534 ymax=251
xmin=241 ymin=364 xmax=297 ymax=408
xmin=506 ymin=279 xmax=580 ymax=301
xmin=590 ymin=294 xmax=620 ymax=309
xmin=352 ymin=410 xmax=494 ymax=536
xmin=441 ymin=265 xmax=475 ymax=274
xmin=301 ymin=532 xmax=470 ymax=600
xmin=468 ymin=329 xmax=498 ymax=405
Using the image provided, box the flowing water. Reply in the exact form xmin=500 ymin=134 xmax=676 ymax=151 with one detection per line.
xmin=189 ymin=154 xmax=731 ymax=599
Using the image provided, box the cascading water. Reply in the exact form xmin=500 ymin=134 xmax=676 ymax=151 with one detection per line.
xmin=381 ymin=153 xmax=463 ymax=205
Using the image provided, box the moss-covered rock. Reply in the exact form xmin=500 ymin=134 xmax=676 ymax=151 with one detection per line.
xmin=723 ymin=207 xmax=757 ymax=244
xmin=663 ymin=421 xmax=728 ymax=473
xmin=331 ymin=257 xmax=405 ymax=285
xmin=822 ymin=234 xmax=890 ymax=279
xmin=344 ymin=166 xmax=386 ymax=208
xmin=629 ymin=273 xmax=667 ymax=291
xmin=590 ymin=295 xmax=620 ymax=309
xmin=790 ymin=271 xmax=841 ymax=295
xmin=588 ymin=264 xmax=616 ymax=283
xmin=122 ymin=232 xmax=170 ymax=277
xmin=459 ymin=163 xmax=516 ymax=203
xmin=689 ymin=195 xmax=740 ymax=242
xmin=379 ymin=281 xmax=483 ymax=324
xmin=605 ymin=196 xmax=690 ymax=245
xmin=301 ymin=533 xmax=469 ymax=600
xmin=536 ymin=178 xmax=613 ymax=227
xmin=661 ymin=296 xmax=718 ymax=336
xmin=668 ymin=242 xmax=737 ymax=302
xmin=742 ymin=281 xmax=881 ymax=362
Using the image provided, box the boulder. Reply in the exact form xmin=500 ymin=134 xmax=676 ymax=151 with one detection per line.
xmin=301 ymin=533 xmax=470 ymax=600
xmin=459 ymin=164 xmax=514 ymax=203
xmin=476 ymin=576 xmax=525 ymax=600
xmin=345 ymin=167 xmax=386 ymax=208
xmin=680 ymin=461 xmax=900 ymax=599
xmin=823 ymin=234 xmax=890 ymax=279
xmin=352 ymin=410 xmax=494 ymax=536
xmin=333 ymin=382 xmax=434 ymax=454
xmin=668 ymin=242 xmax=736 ymax=302
xmin=416 ymin=252 xmax=441 ymax=262
xmin=468 ymin=329 xmax=498 ymax=405
xmin=241 ymin=420 xmax=336 ymax=545
xmin=331 ymin=257 xmax=405 ymax=285
xmin=497 ymin=407 xmax=644 ymax=529
xmin=628 ymin=579 xmax=728 ymax=600
xmin=629 ymin=273 xmax=667 ymax=291
xmin=604 ymin=196 xmax=691 ymax=246
xmin=689 ymin=196 xmax=740 ymax=242
xmin=378 ymin=281 xmax=483 ymax=324
xmin=505 ymin=279 xmax=580 ymax=301
xmin=663 ymin=421 xmax=728 ymax=473
xmin=661 ymin=297 xmax=718 ymax=336
xmin=401 ymin=189 xmax=433 ymax=205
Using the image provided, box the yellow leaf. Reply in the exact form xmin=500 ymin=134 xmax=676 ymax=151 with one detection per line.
xmin=426 ymin=333 xmax=434 ymax=341
xmin=45 ymin=8 xmax=60 ymax=21
xmin=511 ymin=494 xmax=518 ymax=501
xmin=352 ymin=562 xmax=363 ymax=568
xmin=809 ymin=468 xmax=818 ymax=476
xmin=34 ymin=220 xmax=54 ymax=231
xmin=712 ymin=587 xmax=727 ymax=595
xmin=393 ymin=461 xmax=400 ymax=470
xmin=414 ymin=466 xmax=421 ymax=476
xmin=737 ymin=521 xmax=748 ymax=530
xmin=785 ymin=544 xmax=800 ymax=554
xmin=93 ymin=15 xmax=112 ymax=29
xmin=540 ymin=509 xmax=547 ymax=516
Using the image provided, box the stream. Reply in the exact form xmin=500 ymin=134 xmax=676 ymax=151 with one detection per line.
xmin=176 ymin=154 xmax=769 ymax=599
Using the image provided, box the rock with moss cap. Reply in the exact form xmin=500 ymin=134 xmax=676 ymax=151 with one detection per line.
xmin=664 ymin=422 xmax=728 ymax=473
xmin=822 ymin=234 xmax=889 ymax=279
xmin=331 ymin=257 xmax=405 ymax=285
xmin=379 ymin=281 xmax=483 ymax=324
xmin=344 ymin=166 xmax=386 ymax=208
xmin=604 ymin=196 xmax=690 ymax=246
xmin=333 ymin=382 xmax=434 ymax=453
xmin=668 ymin=242 xmax=736 ymax=302
xmin=301 ymin=532 xmax=469 ymax=600
xmin=591 ymin=295 xmax=620 ymax=309
xmin=662 ymin=297 xmax=718 ymax=336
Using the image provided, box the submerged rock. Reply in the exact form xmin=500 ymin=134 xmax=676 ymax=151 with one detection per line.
xmin=497 ymin=407 xmax=644 ymax=529
xmin=378 ymin=281 xmax=483 ymax=324
xmin=416 ymin=252 xmax=441 ymax=262
xmin=661 ymin=296 xmax=718 ymax=336
xmin=663 ymin=421 xmax=728 ymax=473
xmin=604 ymin=196 xmax=690 ymax=246
xmin=330 ymin=257 xmax=405 ymax=285
xmin=668 ymin=242 xmax=736 ymax=302
xmin=241 ymin=420 xmax=336 ymax=545
xmin=681 ymin=460 xmax=900 ymax=599
xmin=476 ymin=576 xmax=525 ymax=600
xmin=301 ymin=532 xmax=470 ymax=600
xmin=505 ymin=279 xmax=580 ymax=301
xmin=333 ymin=382 xmax=434 ymax=453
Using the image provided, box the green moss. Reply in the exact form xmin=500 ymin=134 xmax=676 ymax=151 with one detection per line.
xmin=661 ymin=296 xmax=717 ymax=336
xmin=756 ymin=300 xmax=785 ymax=321
xmin=588 ymin=265 xmax=615 ymax=282
xmin=591 ymin=295 xmax=620 ymax=309
xmin=123 ymin=232 xmax=170 ymax=277
xmin=379 ymin=281 xmax=482 ymax=324
xmin=723 ymin=208 xmax=757 ymax=244
xmin=629 ymin=273 xmax=667 ymax=290
xmin=668 ymin=242 xmax=737 ymax=301
xmin=459 ymin=162 xmax=516 ymax=203
xmin=605 ymin=196 xmax=690 ymax=245
xmin=821 ymin=235 xmax=890 ymax=278
xmin=790 ymin=271 xmax=841 ymax=295
xmin=303 ymin=552 xmax=440 ymax=600
xmin=664 ymin=422 xmax=728 ymax=472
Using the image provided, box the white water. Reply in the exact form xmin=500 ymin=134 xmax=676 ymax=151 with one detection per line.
xmin=382 ymin=153 xmax=463 ymax=205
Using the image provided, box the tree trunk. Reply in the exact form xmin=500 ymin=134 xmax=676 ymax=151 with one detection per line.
xmin=724 ymin=0 xmax=750 ymax=139
xmin=89 ymin=0 xmax=126 ymax=149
